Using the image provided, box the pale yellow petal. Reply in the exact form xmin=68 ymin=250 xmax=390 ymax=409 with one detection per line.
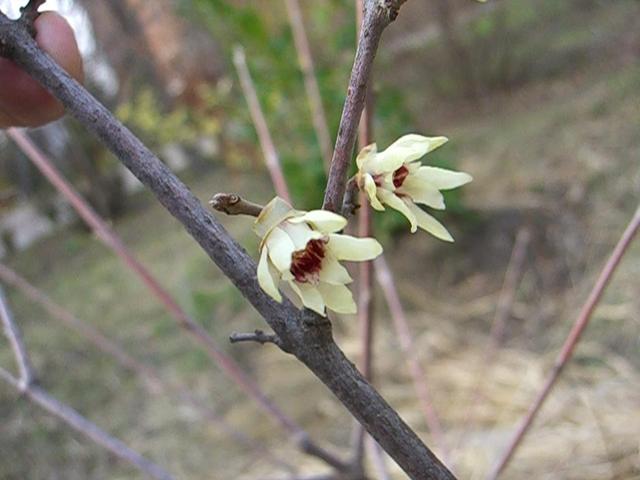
xmin=318 ymin=256 xmax=353 ymax=285
xmin=414 ymin=166 xmax=472 ymax=190
xmin=363 ymin=174 xmax=385 ymax=211
xmin=400 ymin=176 xmax=445 ymax=210
xmin=317 ymin=283 xmax=357 ymax=314
xmin=257 ymin=247 xmax=282 ymax=302
xmin=381 ymin=134 xmax=448 ymax=165
xmin=290 ymin=209 xmax=347 ymax=234
xmin=264 ymin=226 xmax=295 ymax=272
xmin=326 ymin=234 xmax=383 ymax=261
xmin=407 ymin=202 xmax=454 ymax=242
xmin=254 ymin=196 xmax=296 ymax=239
xmin=368 ymin=150 xmax=407 ymax=175
xmin=289 ymin=282 xmax=326 ymax=316
xmin=283 ymin=222 xmax=324 ymax=250
xmin=379 ymin=189 xmax=418 ymax=233
xmin=356 ymin=143 xmax=377 ymax=171
xmin=406 ymin=161 xmax=421 ymax=174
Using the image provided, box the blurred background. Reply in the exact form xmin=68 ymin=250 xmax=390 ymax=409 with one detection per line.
xmin=0 ymin=0 xmax=639 ymax=478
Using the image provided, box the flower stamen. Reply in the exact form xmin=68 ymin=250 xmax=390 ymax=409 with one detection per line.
xmin=392 ymin=165 xmax=410 ymax=188
xmin=290 ymin=238 xmax=327 ymax=283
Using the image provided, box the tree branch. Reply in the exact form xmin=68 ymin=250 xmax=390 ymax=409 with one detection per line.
xmin=18 ymin=0 xmax=45 ymax=35
xmin=0 ymin=286 xmax=34 ymax=390
xmin=487 ymin=204 xmax=640 ymax=479
xmin=5 ymin=129 xmax=337 ymax=469
xmin=322 ymin=0 xmax=407 ymax=212
xmin=0 ymin=11 xmax=454 ymax=479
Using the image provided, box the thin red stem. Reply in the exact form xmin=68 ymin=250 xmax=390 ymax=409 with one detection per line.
xmin=232 ymin=46 xmax=291 ymax=203
xmin=374 ymin=255 xmax=450 ymax=464
xmin=284 ymin=0 xmax=333 ymax=171
xmin=487 ymin=205 xmax=640 ymax=479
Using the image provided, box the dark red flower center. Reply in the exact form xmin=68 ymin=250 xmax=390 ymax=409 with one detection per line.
xmin=290 ymin=238 xmax=327 ymax=283
xmin=392 ymin=165 xmax=410 ymax=188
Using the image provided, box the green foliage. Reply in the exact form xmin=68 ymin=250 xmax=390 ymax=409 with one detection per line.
xmin=115 ymin=83 xmax=227 ymax=154
xmin=189 ymin=0 xmax=431 ymax=212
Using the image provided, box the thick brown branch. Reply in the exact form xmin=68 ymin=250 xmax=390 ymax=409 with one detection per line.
xmin=6 ymin=130 xmax=339 ymax=470
xmin=0 ymin=367 xmax=174 ymax=480
xmin=0 ymin=12 xmax=454 ymax=479
xmin=0 ymin=287 xmax=34 ymax=390
xmin=322 ymin=0 xmax=407 ymax=212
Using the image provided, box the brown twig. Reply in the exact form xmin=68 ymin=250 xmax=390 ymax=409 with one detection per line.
xmin=322 ymin=0 xmax=407 ymax=212
xmin=351 ymin=0 xmax=376 ymax=470
xmin=284 ymin=0 xmax=333 ymax=170
xmin=0 ymin=11 xmax=455 ymax=479
xmin=232 ymin=45 xmax=291 ymax=203
xmin=229 ymin=329 xmax=282 ymax=347
xmin=0 ymin=287 xmax=34 ymax=390
xmin=0 ymin=367 xmax=175 ymax=480
xmin=0 ymin=263 xmax=294 ymax=474
xmin=209 ymin=192 xmax=264 ymax=217
xmin=341 ymin=177 xmax=361 ymax=218
xmin=6 ymin=128 xmax=338 ymax=470
xmin=18 ymin=0 xmax=45 ymax=35
xmin=374 ymin=255 xmax=450 ymax=464
xmin=0 ymin=292 xmax=175 ymax=480
xmin=487 ymin=205 xmax=640 ymax=479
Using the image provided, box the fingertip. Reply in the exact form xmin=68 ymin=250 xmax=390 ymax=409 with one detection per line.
xmin=0 ymin=12 xmax=83 ymax=128
xmin=35 ymin=12 xmax=84 ymax=83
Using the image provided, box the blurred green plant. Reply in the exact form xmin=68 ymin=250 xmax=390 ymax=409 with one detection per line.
xmin=174 ymin=0 xmax=475 ymax=242
xmin=116 ymin=83 xmax=226 ymax=152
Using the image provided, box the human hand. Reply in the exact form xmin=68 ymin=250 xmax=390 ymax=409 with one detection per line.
xmin=0 ymin=11 xmax=83 ymax=128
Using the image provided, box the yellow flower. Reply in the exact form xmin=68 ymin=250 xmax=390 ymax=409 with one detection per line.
xmin=356 ymin=134 xmax=472 ymax=241
xmin=254 ymin=197 xmax=382 ymax=316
